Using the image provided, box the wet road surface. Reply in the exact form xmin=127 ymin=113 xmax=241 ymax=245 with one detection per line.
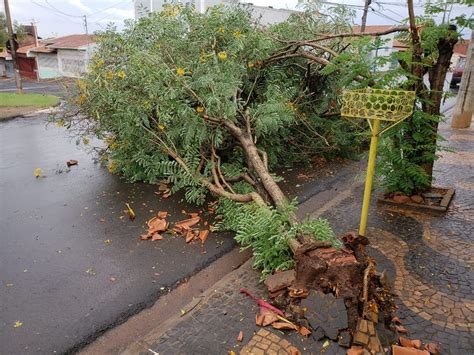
xmin=0 ymin=115 xmax=236 ymax=354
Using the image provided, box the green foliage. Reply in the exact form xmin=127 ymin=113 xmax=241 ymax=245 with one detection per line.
xmin=215 ymin=198 xmax=340 ymax=279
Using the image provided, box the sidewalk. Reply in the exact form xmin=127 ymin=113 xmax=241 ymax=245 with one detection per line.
xmin=113 ymin=118 xmax=473 ymax=354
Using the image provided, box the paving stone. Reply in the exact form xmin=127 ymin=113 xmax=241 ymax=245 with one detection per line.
xmin=300 ymin=290 xmax=348 ymax=340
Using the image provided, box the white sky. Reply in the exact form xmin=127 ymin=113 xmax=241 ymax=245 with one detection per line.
xmin=1 ymin=0 xmax=472 ymax=38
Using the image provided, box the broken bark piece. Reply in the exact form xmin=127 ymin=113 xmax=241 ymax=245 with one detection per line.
xmin=271 ymin=321 xmax=298 ymax=331
xmin=400 ymin=337 xmax=421 ymax=349
xmin=264 ymin=269 xmax=295 ymax=293
xmin=255 ymin=314 xmax=264 ymax=326
xmin=347 ymin=347 xmax=366 ymax=355
xmin=151 ymin=233 xmax=163 ymax=241
xmin=424 ymin=342 xmax=440 ymax=354
xmin=260 ymin=307 xmax=278 ymax=327
xmin=288 ymin=287 xmax=309 ymax=298
xmin=392 ymin=345 xmax=430 ymax=355
xmin=198 ymin=230 xmax=209 ymax=243
xmin=175 ymin=217 xmax=200 ymax=229
xmin=157 ymin=211 xmax=168 ymax=218
xmin=237 ymin=331 xmax=243 ymax=342
xmin=66 ymin=159 xmax=78 ymax=167
xmin=395 ymin=325 xmax=408 ymax=334
xmin=298 ymin=326 xmax=311 ymax=337
xmin=185 ymin=231 xmax=196 ymax=243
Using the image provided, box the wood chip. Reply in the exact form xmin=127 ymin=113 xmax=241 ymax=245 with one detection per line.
xmin=198 ymin=230 xmax=209 ymax=243
xmin=271 ymin=322 xmax=298 ymax=331
xmin=255 ymin=314 xmax=264 ymax=326
xmin=151 ymin=234 xmax=163 ymax=241
xmin=237 ymin=331 xmax=244 ymax=342
xmin=157 ymin=211 xmax=168 ymax=218
xmin=175 ymin=217 xmax=200 ymax=229
xmin=298 ymin=326 xmax=311 ymax=336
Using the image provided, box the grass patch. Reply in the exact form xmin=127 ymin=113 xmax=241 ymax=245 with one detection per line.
xmin=0 ymin=92 xmax=60 ymax=108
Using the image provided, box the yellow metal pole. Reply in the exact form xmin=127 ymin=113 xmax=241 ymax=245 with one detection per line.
xmin=358 ymin=118 xmax=381 ymax=237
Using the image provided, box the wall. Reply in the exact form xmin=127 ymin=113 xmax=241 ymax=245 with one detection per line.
xmin=58 ymin=49 xmax=88 ymax=78
xmin=36 ymin=53 xmax=61 ymax=79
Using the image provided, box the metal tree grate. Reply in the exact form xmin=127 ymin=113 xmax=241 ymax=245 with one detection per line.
xmin=341 ymin=88 xmax=416 ymax=122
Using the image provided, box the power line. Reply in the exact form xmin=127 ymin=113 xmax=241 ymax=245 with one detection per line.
xmin=44 ymin=0 xmax=84 ymax=18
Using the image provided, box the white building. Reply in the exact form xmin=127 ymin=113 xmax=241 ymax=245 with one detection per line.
xmin=134 ymin=0 xmax=296 ymax=26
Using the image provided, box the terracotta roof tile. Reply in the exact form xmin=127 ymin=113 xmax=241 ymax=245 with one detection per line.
xmin=46 ymin=34 xmax=95 ymax=49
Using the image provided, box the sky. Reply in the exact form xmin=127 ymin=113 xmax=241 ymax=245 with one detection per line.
xmin=1 ymin=0 xmax=472 ymax=39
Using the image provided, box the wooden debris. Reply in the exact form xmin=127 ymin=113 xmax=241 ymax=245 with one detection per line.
xmin=237 ymin=331 xmax=244 ymax=342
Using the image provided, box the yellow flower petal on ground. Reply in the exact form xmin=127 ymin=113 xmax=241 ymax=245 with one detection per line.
xmin=233 ymin=30 xmax=242 ymax=38
xmin=176 ymin=67 xmax=185 ymax=76
xmin=218 ymin=51 xmax=227 ymax=61
xmin=218 ymin=27 xmax=225 ymax=33
xmin=34 ymin=168 xmax=42 ymax=178
xmin=82 ymin=137 xmax=90 ymax=145
xmin=117 ymin=70 xmax=126 ymax=79
xmin=196 ymin=106 xmax=204 ymax=113
xmin=158 ymin=124 xmax=166 ymax=131
xmin=247 ymin=61 xmax=254 ymax=68
xmin=13 ymin=321 xmax=23 ymax=328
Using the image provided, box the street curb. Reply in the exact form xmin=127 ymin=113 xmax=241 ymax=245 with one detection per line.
xmin=80 ymin=247 xmax=252 ymax=355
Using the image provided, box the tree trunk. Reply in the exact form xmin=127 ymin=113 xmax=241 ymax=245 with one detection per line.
xmin=451 ymin=31 xmax=473 ymax=129
xmin=421 ymin=33 xmax=458 ymax=180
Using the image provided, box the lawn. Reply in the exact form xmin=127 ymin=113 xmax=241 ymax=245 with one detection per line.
xmin=0 ymin=92 xmax=60 ymax=107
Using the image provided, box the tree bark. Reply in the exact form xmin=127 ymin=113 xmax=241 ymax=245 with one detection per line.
xmin=451 ymin=31 xmax=473 ymax=129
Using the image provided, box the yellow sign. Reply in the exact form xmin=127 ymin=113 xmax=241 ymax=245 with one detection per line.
xmin=341 ymin=88 xmax=416 ymax=237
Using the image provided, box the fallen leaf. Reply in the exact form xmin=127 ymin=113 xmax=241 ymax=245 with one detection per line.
xmin=271 ymin=322 xmax=298 ymax=331
xmin=99 ymin=218 xmax=106 ymax=223
xmin=298 ymin=326 xmax=311 ymax=336
xmin=13 ymin=321 xmax=23 ymax=328
xmin=229 ymin=351 xmax=236 ymax=355
xmin=125 ymin=203 xmax=136 ymax=221
xmin=141 ymin=234 xmax=151 ymax=240
xmin=162 ymin=192 xmax=170 ymax=199
xmin=237 ymin=331 xmax=244 ymax=342
xmin=151 ymin=234 xmax=163 ymax=241
xmin=104 ymin=239 xmax=111 ymax=244
xmin=198 ymin=230 xmax=209 ymax=243
xmin=66 ymin=159 xmax=78 ymax=167
xmin=34 ymin=168 xmax=42 ymax=178
xmin=158 ymin=211 xmax=168 ymax=218
xmin=175 ymin=217 xmax=200 ymax=229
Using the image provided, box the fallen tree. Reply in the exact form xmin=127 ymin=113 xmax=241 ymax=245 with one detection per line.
xmin=56 ymin=3 xmax=427 ymax=351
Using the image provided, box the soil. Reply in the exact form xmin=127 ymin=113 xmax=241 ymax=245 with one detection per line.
xmin=0 ymin=106 xmax=42 ymax=120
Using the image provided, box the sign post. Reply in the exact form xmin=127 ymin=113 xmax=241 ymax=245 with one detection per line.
xmin=341 ymin=88 xmax=416 ymax=237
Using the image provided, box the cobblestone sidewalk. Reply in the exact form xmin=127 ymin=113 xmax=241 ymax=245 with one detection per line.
xmin=132 ymin=121 xmax=473 ymax=354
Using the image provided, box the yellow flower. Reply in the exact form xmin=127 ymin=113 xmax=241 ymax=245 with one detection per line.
xmin=97 ymin=59 xmax=105 ymax=67
xmin=13 ymin=321 xmax=23 ymax=328
xmin=77 ymin=94 xmax=86 ymax=105
xmin=108 ymin=159 xmax=118 ymax=173
xmin=176 ymin=67 xmax=185 ymax=76
xmin=55 ymin=119 xmax=65 ymax=128
xmin=106 ymin=70 xmax=114 ymax=80
xmin=247 ymin=61 xmax=254 ymax=68
xmin=286 ymin=101 xmax=297 ymax=112
xmin=218 ymin=27 xmax=225 ymax=33
xmin=117 ymin=70 xmax=126 ymax=79
xmin=77 ymin=79 xmax=86 ymax=91
xmin=82 ymin=137 xmax=90 ymax=145
xmin=233 ymin=30 xmax=242 ymax=38
xmin=196 ymin=106 xmax=204 ymax=113
xmin=218 ymin=51 xmax=227 ymax=61
xmin=158 ymin=124 xmax=166 ymax=131
xmin=34 ymin=168 xmax=42 ymax=178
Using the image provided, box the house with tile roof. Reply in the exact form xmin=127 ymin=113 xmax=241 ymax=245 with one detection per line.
xmin=28 ymin=34 xmax=96 ymax=79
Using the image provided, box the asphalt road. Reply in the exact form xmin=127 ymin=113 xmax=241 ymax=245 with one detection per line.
xmin=0 ymin=114 xmax=236 ymax=354
xmin=0 ymin=78 xmax=69 ymax=97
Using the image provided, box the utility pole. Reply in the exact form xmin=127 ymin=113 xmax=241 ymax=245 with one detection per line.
xmin=361 ymin=0 xmax=372 ymax=33
xmin=83 ymin=15 xmax=88 ymax=35
xmin=3 ymin=0 xmax=23 ymax=94
xmin=451 ymin=31 xmax=473 ymax=128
